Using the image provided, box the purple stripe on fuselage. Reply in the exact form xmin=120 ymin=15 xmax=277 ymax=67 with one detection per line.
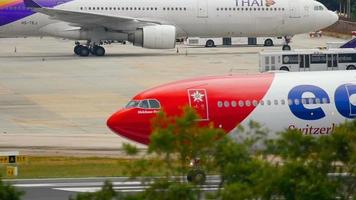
xmin=0 ymin=0 xmax=73 ymax=26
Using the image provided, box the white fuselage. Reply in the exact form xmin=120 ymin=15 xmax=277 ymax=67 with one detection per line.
xmin=0 ymin=0 xmax=338 ymax=41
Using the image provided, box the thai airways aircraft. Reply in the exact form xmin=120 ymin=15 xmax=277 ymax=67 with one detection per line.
xmin=0 ymin=0 xmax=337 ymax=56
xmin=107 ymin=71 xmax=356 ymax=145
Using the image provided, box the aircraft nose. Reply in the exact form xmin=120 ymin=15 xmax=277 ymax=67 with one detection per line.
xmin=330 ymin=11 xmax=339 ymax=25
xmin=107 ymin=110 xmax=150 ymax=145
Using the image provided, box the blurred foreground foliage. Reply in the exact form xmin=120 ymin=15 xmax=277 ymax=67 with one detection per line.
xmin=0 ymin=177 xmax=24 ymax=200
xmin=50 ymin=108 xmax=356 ymax=199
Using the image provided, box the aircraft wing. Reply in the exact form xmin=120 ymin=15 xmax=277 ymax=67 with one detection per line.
xmin=23 ymin=0 xmax=164 ymax=31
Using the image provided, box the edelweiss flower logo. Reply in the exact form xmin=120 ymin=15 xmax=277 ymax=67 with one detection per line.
xmin=191 ymin=91 xmax=205 ymax=102
xmin=266 ymin=0 xmax=275 ymax=7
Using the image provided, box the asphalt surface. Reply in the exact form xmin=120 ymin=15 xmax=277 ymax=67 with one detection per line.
xmin=5 ymin=176 xmax=221 ymax=200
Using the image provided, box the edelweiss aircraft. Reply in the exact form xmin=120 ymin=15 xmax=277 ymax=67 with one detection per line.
xmin=0 ymin=0 xmax=337 ymax=56
xmin=107 ymin=71 xmax=356 ymax=145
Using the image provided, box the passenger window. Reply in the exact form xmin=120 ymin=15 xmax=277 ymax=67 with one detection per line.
xmin=274 ymin=100 xmax=278 ymax=105
xmin=231 ymin=101 xmax=237 ymax=107
xmin=315 ymin=98 xmax=321 ymax=104
xmin=294 ymin=99 xmax=300 ymax=105
xmin=217 ymin=101 xmax=223 ymax=108
xmin=149 ymin=100 xmax=161 ymax=109
xmin=224 ymin=101 xmax=230 ymax=108
xmin=245 ymin=100 xmax=251 ymax=107
xmin=322 ymin=98 xmax=329 ymax=104
xmin=302 ymin=98 xmax=307 ymax=104
xmin=308 ymin=98 xmax=315 ymax=104
xmin=281 ymin=100 xmax=286 ymax=105
xmin=288 ymin=99 xmax=293 ymax=106
xmin=252 ymin=100 xmax=258 ymax=107
xmin=139 ymin=100 xmax=149 ymax=109
xmin=239 ymin=100 xmax=244 ymax=107
xmin=267 ymin=100 xmax=272 ymax=106
xmin=260 ymin=100 xmax=265 ymax=106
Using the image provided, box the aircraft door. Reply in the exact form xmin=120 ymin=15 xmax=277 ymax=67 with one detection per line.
xmin=289 ymin=0 xmax=301 ymax=18
xmin=188 ymin=89 xmax=209 ymax=121
xmin=197 ymin=0 xmax=208 ymax=18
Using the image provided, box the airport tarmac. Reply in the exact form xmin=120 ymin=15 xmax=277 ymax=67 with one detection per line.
xmin=5 ymin=176 xmax=221 ymax=200
xmin=0 ymin=34 xmax=347 ymax=156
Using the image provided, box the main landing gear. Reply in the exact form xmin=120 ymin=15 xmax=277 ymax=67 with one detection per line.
xmin=74 ymin=42 xmax=106 ymax=57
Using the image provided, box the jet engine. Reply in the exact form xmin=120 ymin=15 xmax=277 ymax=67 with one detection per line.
xmin=129 ymin=25 xmax=176 ymax=49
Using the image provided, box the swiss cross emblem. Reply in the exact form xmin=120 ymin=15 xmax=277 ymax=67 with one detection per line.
xmin=188 ymin=89 xmax=209 ymax=121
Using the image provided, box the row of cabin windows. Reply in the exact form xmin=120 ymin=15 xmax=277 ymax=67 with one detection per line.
xmin=2 ymin=6 xmax=31 ymax=11
xmin=217 ymin=7 xmax=285 ymax=11
xmin=80 ymin=7 xmax=187 ymax=11
xmin=217 ymin=98 xmax=330 ymax=108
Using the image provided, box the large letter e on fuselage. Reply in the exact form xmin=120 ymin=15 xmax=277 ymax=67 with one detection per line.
xmin=288 ymin=85 xmax=329 ymax=120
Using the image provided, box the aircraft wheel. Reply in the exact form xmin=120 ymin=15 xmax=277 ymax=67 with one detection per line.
xmin=187 ymin=169 xmax=206 ymax=185
xmin=205 ymin=40 xmax=215 ymax=48
xmin=264 ymin=39 xmax=274 ymax=47
xmin=74 ymin=45 xmax=83 ymax=55
xmin=347 ymin=65 xmax=356 ymax=70
xmin=79 ymin=46 xmax=90 ymax=57
xmin=280 ymin=67 xmax=289 ymax=71
xmin=282 ymin=45 xmax=291 ymax=51
xmin=93 ymin=46 xmax=105 ymax=56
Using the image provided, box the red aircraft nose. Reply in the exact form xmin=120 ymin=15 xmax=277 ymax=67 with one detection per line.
xmin=107 ymin=110 xmax=151 ymax=145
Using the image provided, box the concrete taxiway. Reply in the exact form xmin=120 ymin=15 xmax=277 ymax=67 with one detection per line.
xmin=0 ymin=34 xmax=347 ymax=156
xmin=5 ymin=176 xmax=221 ymax=200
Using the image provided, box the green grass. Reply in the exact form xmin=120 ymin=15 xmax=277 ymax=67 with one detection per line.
xmin=0 ymin=156 xmax=166 ymax=179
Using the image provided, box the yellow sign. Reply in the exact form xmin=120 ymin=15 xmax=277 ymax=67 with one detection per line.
xmin=16 ymin=156 xmax=27 ymax=163
xmin=6 ymin=166 xmax=18 ymax=177
xmin=0 ymin=156 xmax=27 ymax=164
xmin=0 ymin=156 xmax=9 ymax=164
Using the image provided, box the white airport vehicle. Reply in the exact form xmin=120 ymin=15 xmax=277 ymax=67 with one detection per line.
xmin=0 ymin=0 xmax=338 ymax=56
xmin=259 ymin=48 xmax=356 ymax=72
xmin=187 ymin=37 xmax=284 ymax=47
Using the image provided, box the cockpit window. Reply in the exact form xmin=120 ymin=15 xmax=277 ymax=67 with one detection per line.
xmin=314 ymin=5 xmax=324 ymax=11
xmin=125 ymin=99 xmax=161 ymax=109
xmin=149 ymin=100 xmax=161 ymax=109
xmin=125 ymin=100 xmax=140 ymax=108
xmin=138 ymin=100 xmax=150 ymax=109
